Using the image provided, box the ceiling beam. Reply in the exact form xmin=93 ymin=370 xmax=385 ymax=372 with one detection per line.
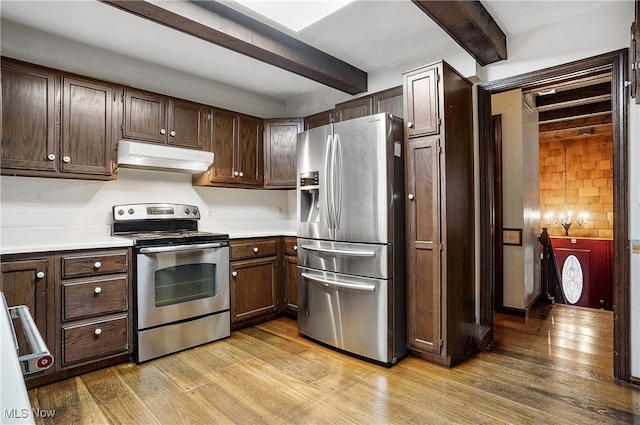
xmin=99 ymin=0 xmax=368 ymax=95
xmin=412 ymin=0 xmax=507 ymax=66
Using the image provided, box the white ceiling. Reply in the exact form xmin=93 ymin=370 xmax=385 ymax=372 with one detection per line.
xmin=0 ymin=0 xmax=613 ymax=103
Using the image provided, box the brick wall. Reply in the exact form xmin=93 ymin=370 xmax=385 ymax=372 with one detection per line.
xmin=539 ymin=133 xmax=613 ymax=238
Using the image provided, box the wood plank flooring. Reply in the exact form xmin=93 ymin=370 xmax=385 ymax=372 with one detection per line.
xmin=28 ymin=304 xmax=639 ymax=424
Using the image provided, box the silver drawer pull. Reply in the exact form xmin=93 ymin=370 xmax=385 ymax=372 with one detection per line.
xmin=232 ymin=271 xmax=238 ymax=277
xmin=94 ymin=328 xmax=102 ymax=336
xmin=94 ymin=287 xmax=102 ymax=294
xmin=47 ymin=154 xmax=56 ymax=161
xmin=36 ymin=271 xmax=45 ymax=279
xmin=294 ymin=245 xmax=298 ymax=251
xmin=253 ymin=247 xmax=259 ymax=253
xmin=4 ymin=294 xmax=54 ymax=375
xmin=301 ymin=272 xmax=376 ymax=292
xmin=94 ymin=261 xmax=102 ymax=269
xmin=300 ymin=245 xmax=376 ymax=257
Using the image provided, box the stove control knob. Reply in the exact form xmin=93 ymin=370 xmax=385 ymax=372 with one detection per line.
xmin=128 ymin=208 xmax=134 ymax=215
xmin=117 ymin=209 xmax=124 ymax=216
xmin=192 ymin=208 xmax=198 ymax=215
xmin=184 ymin=208 xmax=190 ymax=215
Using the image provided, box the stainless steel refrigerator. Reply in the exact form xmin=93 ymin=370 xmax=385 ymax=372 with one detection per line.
xmin=296 ymin=112 xmax=407 ymax=365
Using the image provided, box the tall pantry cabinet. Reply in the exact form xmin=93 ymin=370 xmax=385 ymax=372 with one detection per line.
xmin=403 ymin=61 xmax=475 ymax=366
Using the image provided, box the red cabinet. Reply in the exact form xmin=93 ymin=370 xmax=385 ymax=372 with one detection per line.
xmin=551 ymin=238 xmax=613 ymax=310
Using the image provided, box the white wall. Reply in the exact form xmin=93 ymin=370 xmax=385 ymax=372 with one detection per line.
xmin=285 ymin=43 xmax=476 ymax=118
xmin=0 ymin=170 xmax=295 ymax=236
xmin=491 ymin=90 xmax=525 ymax=309
xmin=0 ymin=19 xmax=286 ymax=119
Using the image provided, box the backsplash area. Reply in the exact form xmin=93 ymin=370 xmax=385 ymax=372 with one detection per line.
xmin=0 ymin=169 xmax=295 ymax=236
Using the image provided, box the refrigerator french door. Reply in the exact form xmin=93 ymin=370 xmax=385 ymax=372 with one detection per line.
xmin=296 ymin=113 xmax=407 ymax=365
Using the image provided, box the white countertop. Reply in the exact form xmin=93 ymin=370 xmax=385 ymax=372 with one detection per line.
xmin=0 ymin=226 xmax=133 ymax=255
xmin=1 ymin=224 xmax=298 ymax=255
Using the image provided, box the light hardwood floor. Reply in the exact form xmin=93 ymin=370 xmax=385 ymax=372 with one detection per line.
xmin=29 ymin=304 xmax=639 ymax=424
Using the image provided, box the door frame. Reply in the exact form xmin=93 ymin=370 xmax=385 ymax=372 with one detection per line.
xmin=477 ymin=49 xmax=630 ymax=382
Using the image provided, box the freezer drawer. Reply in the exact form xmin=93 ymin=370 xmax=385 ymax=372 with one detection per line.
xmin=297 ymin=267 xmax=402 ymax=364
xmin=297 ymin=238 xmax=391 ymax=279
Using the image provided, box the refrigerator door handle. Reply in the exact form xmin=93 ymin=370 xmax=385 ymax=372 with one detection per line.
xmin=300 ymin=245 xmax=376 ymax=257
xmin=324 ymin=134 xmax=334 ymax=230
xmin=301 ymin=272 xmax=377 ymax=292
xmin=333 ymin=134 xmax=343 ymax=230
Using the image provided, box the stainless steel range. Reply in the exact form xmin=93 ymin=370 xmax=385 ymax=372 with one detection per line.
xmin=112 ymin=203 xmax=230 ymax=363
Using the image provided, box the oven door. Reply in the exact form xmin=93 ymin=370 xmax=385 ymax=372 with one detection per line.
xmin=136 ymin=242 xmax=229 ymax=330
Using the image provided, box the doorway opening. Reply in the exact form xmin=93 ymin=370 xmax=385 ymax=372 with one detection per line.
xmin=477 ymin=50 xmax=630 ymax=382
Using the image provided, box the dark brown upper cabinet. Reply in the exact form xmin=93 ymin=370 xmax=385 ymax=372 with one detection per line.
xmin=334 ymin=96 xmax=372 ymax=122
xmin=403 ymin=67 xmax=440 ymax=137
xmin=122 ymin=88 xmax=211 ymax=151
xmin=304 ymin=110 xmax=333 ymax=130
xmin=333 ymin=85 xmax=403 ymax=123
xmin=1 ymin=58 xmax=117 ymax=180
xmin=194 ymin=109 xmax=263 ymax=188
xmin=263 ymin=118 xmax=303 ymax=189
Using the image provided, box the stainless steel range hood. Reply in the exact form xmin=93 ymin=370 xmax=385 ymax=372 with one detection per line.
xmin=117 ymin=140 xmax=213 ymax=174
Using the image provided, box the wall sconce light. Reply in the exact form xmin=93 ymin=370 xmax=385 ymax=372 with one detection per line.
xmin=545 ymin=211 xmax=588 ymax=236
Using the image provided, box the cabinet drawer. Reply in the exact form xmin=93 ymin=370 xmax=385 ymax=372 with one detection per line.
xmin=62 ymin=276 xmax=128 ymax=321
xmin=284 ymin=238 xmax=298 ymax=256
xmin=62 ymin=316 xmax=128 ymax=365
xmin=61 ymin=250 xmax=128 ymax=278
xmin=231 ymin=239 xmax=277 ymax=260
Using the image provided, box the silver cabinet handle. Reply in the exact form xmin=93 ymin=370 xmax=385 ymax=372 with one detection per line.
xmin=232 ymin=271 xmax=238 ymax=277
xmin=94 ymin=287 xmax=102 ymax=294
xmin=36 ymin=272 xmax=45 ymax=279
xmin=407 ymin=121 xmax=414 ymax=128
xmin=170 ymin=130 xmax=176 ymax=137
xmin=253 ymin=247 xmax=259 ymax=253
xmin=294 ymin=245 xmax=298 ymax=251
xmin=94 ymin=328 xmax=102 ymax=336
xmin=408 ymin=194 xmax=415 ymax=200
xmin=47 ymin=154 xmax=56 ymax=161
xmin=62 ymin=156 xmax=71 ymax=163
xmin=94 ymin=261 xmax=102 ymax=269
xmin=234 ymin=171 xmax=239 ymax=177
xmin=160 ymin=128 xmax=166 ymax=135
xmin=239 ymin=172 xmax=244 ymax=177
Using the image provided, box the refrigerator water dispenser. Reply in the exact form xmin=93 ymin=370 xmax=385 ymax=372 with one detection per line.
xmin=299 ymin=171 xmax=320 ymax=223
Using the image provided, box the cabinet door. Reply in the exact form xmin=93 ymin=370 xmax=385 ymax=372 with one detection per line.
xmin=236 ymin=115 xmax=263 ymax=186
xmin=230 ymin=257 xmax=277 ymax=323
xmin=372 ymin=86 xmax=403 ymax=118
xmin=406 ymin=136 xmax=442 ymax=354
xmin=304 ymin=110 xmax=332 ymax=130
xmin=263 ymin=118 xmax=302 ymax=188
xmin=123 ymin=89 xmax=166 ymax=143
xmin=209 ymin=109 xmax=236 ymax=183
xmin=61 ymin=76 xmax=117 ymax=176
xmin=334 ymin=97 xmax=372 ymax=122
xmin=285 ymin=255 xmax=298 ymax=314
xmin=1 ymin=59 xmax=57 ymax=172
xmin=1 ymin=259 xmax=51 ymax=361
xmin=404 ymin=66 xmax=440 ymax=137
xmin=168 ymin=99 xmax=211 ymax=150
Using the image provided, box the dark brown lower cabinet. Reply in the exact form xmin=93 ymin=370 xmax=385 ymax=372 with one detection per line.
xmin=283 ymin=237 xmax=298 ymax=316
xmin=230 ymin=238 xmax=280 ymax=330
xmin=0 ymin=256 xmax=54 ymax=384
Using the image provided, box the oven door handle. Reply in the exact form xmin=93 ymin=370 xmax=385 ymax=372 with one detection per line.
xmin=139 ymin=242 xmax=227 ymax=254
